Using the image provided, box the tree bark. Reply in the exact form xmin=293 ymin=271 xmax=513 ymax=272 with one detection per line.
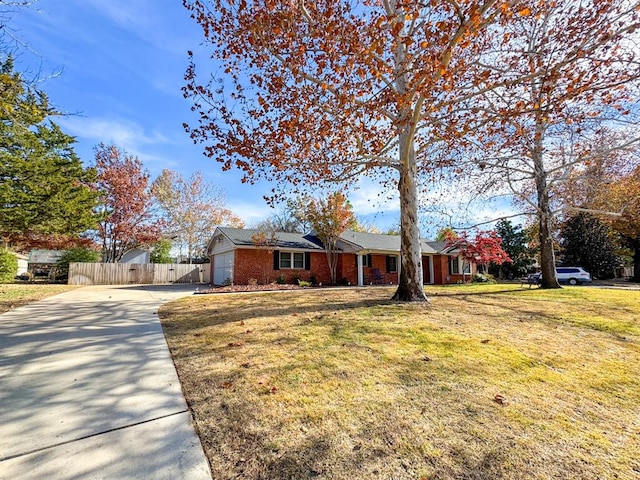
xmin=392 ymin=130 xmax=427 ymax=302
xmin=532 ymin=134 xmax=561 ymax=289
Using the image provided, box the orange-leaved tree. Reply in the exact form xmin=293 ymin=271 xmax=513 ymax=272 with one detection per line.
xmin=151 ymin=169 xmax=243 ymax=263
xmin=306 ymin=192 xmax=355 ymax=285
xmin=594 ymin=165 xmax=640 ymax=282
xmin=182 ymin=0 xmax=527 ymax=301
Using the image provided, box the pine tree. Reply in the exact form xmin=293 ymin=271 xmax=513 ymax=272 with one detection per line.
xmin=559 ymin=213 xmax=619 ymax=280
xmin=0 ymin=57 xmax=98 ymax=246
xmin=494 ymin=220 xmax=536 ymax=279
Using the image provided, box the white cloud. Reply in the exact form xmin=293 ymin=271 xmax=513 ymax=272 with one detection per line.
xmin=228 ymin=200 xmax=274 ymax=226
xmin=57 ymin=116 xmax=181 ymax=173
xmin=348 ymin=177 xmax=399 ymax=216
xmin=59 ymin=116 xmax=167 ymax=149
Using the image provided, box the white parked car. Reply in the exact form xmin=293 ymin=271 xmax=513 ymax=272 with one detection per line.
xmin=555 ymin=267 xmax=592 ymax=285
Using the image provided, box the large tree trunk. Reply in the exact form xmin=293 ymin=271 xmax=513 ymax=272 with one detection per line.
xmin=392 ymin=131 xmax=427 ymax=302
xmin=532 ymin=134 xmax=561 ymax=289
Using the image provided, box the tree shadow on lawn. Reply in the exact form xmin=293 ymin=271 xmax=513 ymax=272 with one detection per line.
xmin=194 ymin=358 xmax=517 ymax=480
xmin=160 ymin=292 xmax=410 ymax=332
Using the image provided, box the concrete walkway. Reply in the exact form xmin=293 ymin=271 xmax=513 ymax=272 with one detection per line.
xmin=0 ymin=284 xmax=212 ymax=479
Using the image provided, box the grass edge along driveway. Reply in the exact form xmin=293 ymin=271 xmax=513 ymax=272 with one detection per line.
xmin=160 ymin=284 xmax=640 ymax=480
xmin=0 ymin=284 xmax=78 ymax=314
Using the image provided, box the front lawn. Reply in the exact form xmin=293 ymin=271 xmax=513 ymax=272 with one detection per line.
xmin=160 ymin=284 xmax=640 ymax=480
xmin=0 ymin=283 xmax=77 ymax=313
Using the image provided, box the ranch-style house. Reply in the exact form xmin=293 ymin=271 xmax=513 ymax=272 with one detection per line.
xmin=206 ymin=227 xmax=475 ymax=286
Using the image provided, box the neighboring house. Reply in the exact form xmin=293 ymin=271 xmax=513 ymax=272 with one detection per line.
xmin=120 ymin=247 xmax=151 ymax=264
xmin=206 ymin=227 xmax=475 ymax=286
xmin=15 ymin=253 xmax=28 ymax=276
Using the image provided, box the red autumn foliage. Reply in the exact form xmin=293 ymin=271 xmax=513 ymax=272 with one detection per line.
xmin=93 ymin=143 xmax=163 ymax=263
xmin=445 ymin=229 xmax=511 ymax=281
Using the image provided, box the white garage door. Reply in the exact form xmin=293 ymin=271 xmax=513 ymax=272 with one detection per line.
xmin=214 ymin=252 xmax=234 ymax=285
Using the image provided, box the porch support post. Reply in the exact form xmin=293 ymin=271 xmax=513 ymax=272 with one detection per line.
xmin=357 ymin=254 xmax=364 ymax=286
xmin=429 ymin=255 xmax=434 ymax=285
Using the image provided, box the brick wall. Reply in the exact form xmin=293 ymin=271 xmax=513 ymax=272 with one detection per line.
xmin=432 ymin=254 xmax=475 ymax=284
xmin=220 ymin=249 xmax=469 ymax=286
xmin=233 ymin=248 xmax=332 ymax=285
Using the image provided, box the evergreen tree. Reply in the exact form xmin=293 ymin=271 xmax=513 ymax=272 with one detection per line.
xmin=494 ymin=220 xmax=536 ymax=279
xmin=150 ymin=239 xmax=174 ymax=264
xmin=0 ymin=58 xmax=98 ymax=245
xmin=559 ymin=213 xmax=619 ymax=279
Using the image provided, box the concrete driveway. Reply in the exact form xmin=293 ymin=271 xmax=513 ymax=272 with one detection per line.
xmin=0 ymin=284 xmax=212 ymax=479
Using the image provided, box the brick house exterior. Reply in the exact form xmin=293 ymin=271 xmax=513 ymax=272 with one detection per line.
xmin=206 ymin=227 xmax=475 ymax=286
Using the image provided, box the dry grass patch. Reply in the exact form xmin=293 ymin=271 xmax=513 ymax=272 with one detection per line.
xmin=160 ymin=285 xmax=640 ymax=480
xmin=0 ymin=284 xmax=77 ymax=313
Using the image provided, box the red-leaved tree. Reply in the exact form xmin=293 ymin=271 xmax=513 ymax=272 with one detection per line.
xmin=445 ymin=230 xmax=511 ymax=282
xmin=94 ymin=143 xmax=163 ymax=263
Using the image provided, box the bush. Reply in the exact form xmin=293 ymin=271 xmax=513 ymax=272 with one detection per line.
xmin=150 ymin=239 xmax=173 ymax=264
xmin=297 ymin=279 xmax=312 ymax=287
xmin=55 ymin=247 xmax=101 ymax=280
xmin=0 ymin=251 xmax=18 ymax=283
xmin=276 ymin=274 xmax=287 ymax=284
xmin=472 ymin=273 xmax=496 ymax=284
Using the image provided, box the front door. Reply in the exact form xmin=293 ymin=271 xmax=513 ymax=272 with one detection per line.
xmin=422 ymin=255 xmax=432 ymax=284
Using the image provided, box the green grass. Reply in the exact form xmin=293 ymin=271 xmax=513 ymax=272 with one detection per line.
xmin=0 ymin=283 xmax=77 ymax=313
xmin=160 ymin=284 xmax=640 ymax=480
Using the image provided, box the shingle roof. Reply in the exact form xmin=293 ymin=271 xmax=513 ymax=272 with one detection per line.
xmin=28 ymin=249 xmax=63 ymax=264
xmin=339 ymin=230 xmax=439 ymax=254
xmin=217 ymin=227 xmax=324 ymax=250
xmin=215 ymin=228 xmax=445 ymax=254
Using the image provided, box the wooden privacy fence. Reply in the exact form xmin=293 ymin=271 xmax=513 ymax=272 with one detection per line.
xmin=68 ymin=262 xmax=210 ymax=285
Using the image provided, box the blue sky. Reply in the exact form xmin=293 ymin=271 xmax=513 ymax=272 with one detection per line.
xmin=10 ymin=1 xmax=517 ymax=235
xmin=9 ymin=0 xmax=288 ymax=225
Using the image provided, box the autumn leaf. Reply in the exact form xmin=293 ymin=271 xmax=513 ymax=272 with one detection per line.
xmin=493 ymin=394 xmax=508 ymax=406
xmin=517 ymin=7 xmax=531 ymax=16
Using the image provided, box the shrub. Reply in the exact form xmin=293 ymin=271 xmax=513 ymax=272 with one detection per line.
xmin=55 ymin=247 xmax=101 ymax=280
xmin=0 ymin=251 xmax=18 ymax=283
xmin=297 ymin=279 xmax=312 ymax=287
xmin=472 ymin=273 xmax=496 ymax=284
xmin=248 ymin=278 xmax=258 ymax=286
xmin=150 ymin=239 xmax=173 ymax=264
xmin=276 ymin=274 xmax=287 ymax=284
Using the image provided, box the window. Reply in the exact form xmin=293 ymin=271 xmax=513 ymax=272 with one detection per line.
xmin=279 ymin=251 xmax=305 ymax=269
xmin=450 ymin=256 xmax=459 ymax=274
xmin=358 ymin=254 xmax=372 ymax=268
xmin=386 ymin=255 xmax=398 ymax=273
xmin=449 ymin=256 xmax=470 ymax=274
xmin=280 ymin=253 xmax=291 ymax=269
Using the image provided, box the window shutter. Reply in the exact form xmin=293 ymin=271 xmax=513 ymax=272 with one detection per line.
xmin=273 ymin=251 xmax=280 ymax=270
xmin=368 ymin=254 xmax=372 ymax=267
xmin=355 ymin=254 xmax=358 ymax=267
xmin=386 ymin=255 xmax=391 ymax=273
xmin=305 ymin=252 xmax=311 ymax=270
